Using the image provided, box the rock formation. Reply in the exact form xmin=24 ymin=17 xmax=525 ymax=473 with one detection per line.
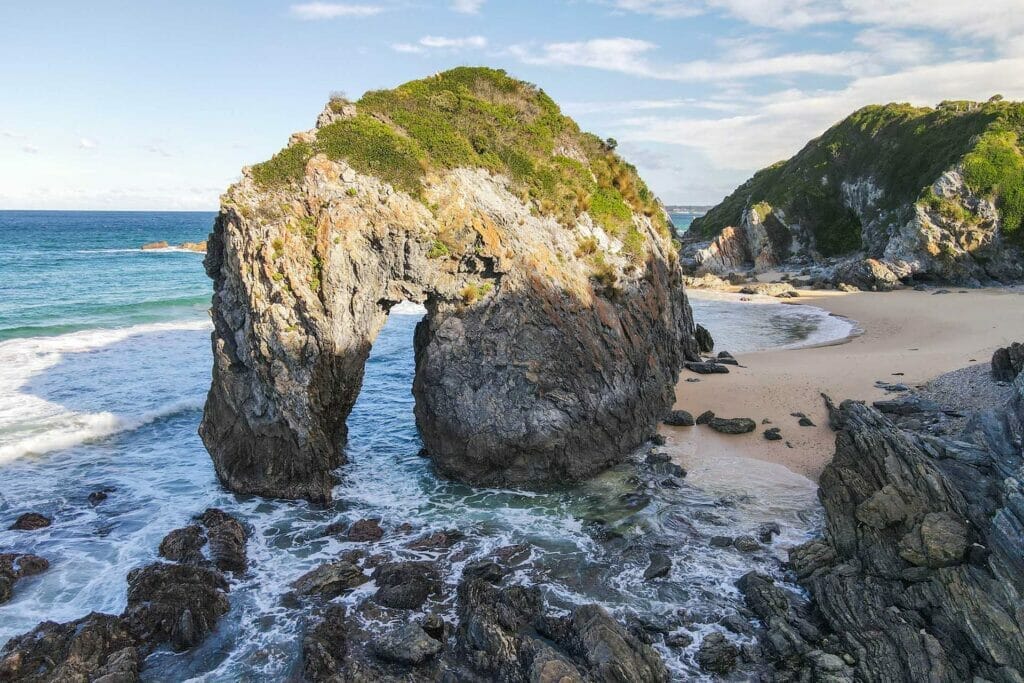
xmin=686 ymin=98 xmax=1024 ymax=286
xmin=0 ymin=508 xmax=248 ymax=682
xmin=200 ymin=67 xmax=697 ymax=503
xmin=742 ymin=376 xmax=1024 ymax=681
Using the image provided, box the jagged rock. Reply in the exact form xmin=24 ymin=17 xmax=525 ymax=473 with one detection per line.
xmin=872 ymin=395 xmax=945 ymax=415
xmin=798 ymin=416 xmax=815 ymax=427
xmin=0 ymin=553 xmax=49 ymax=605
xmin=685 ymin=361 xmax=729 ymax=374
xmin=374 ymin=623 xmax=442 ymax=666
xmin=88 ymin=489 xmax=112 ymax=506
xmin=291 ymin=560 xmax=368 ymax=598
xmin=140 ymin=241 xmax=168 ymax=250
xmin=643 ymin=552 xmax=672 ymax=580
xmin=199 ymin=70 xmax=697 ymax=503
xmin=992 ymin=342 xmax=1023 ymax=381
xmin=346 ymin=518 xmax=384 ymax=542
xmin=757 ymin=521 xmax=782 ymax=543
xmin=776 ymin=388 xmax=1024 ymax=682
xmin=158 ymin=525 xmax=206 ymax=565
xmin=696 ymin=632 xmax=739 ymax=674
xmin=663 ymin=410 xmax=694 ymax=426
xmin=301 ymin=604 xmax=348 ymax=682
xmin=9 ymin=512 xmax=51 ymax=531
xmin=198 ymin=508 xmax=248 ymax=573
xmin=0 ymin=613 xmax=140 ymax=683
xmin=694 ymin=323 xmax=715 ymax=353
xmin=733 ymin=535 xmax=761 ymax=552
xmin=372 ymin=561 xmax=441 ymax=609
xmin=709 ymin=417 xmax=756 ymax=434
xmin=122 ymin=563 xmax=230 ymax=652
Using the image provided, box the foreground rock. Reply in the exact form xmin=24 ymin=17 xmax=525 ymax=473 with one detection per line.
xmin=686 ymin=98 xmax=1024 ymax=285
xmin=0 ymin=509 xmax=247 ymax=681
xmin=708 ymin=417 xmax=756 ymax=434
xmin=200 ymin=67 xmax=698 ymax=503
xmin=301 ymin=558 xmax=668 ymax=682
xmin=992 ymin=341 xmax=1023 ymax=381
xmin=746 ymin=380 xmax=1024 ymax=681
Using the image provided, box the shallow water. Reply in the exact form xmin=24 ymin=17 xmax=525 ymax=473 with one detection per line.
xmin=0 ymin=211 xmax=843 ymax=680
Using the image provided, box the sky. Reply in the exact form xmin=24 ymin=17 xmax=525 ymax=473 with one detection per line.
xmin=2 ymin=0 xmax=1024 ymax=210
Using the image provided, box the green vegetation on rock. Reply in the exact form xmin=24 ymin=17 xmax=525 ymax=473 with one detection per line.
xmin=250 ymin=67 xmax=666 ymax=243
xmin=692 ymin=98 xmax=1024 ymax=253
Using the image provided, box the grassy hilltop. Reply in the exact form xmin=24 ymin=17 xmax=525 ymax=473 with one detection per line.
xmin=249 ymin=67 xmax=667 ymax=262
xmin=691 ymin=97 xmax=1024 ymax=255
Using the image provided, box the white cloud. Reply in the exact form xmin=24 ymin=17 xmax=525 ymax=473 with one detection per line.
xmin=145 ymin=144 xmax=173 ymax=158
xmin=510 ymin=37 xmax=865 ymax=82
xmin=392 ymin=35 xmax=487 ymax=53
xmin=79 ymin=138 xmax=97 ymax=150
xmin=290 ymin=3 xmax=384 ymax=20
xmin=564 ymin=97 xmax=740 ymax=115
xmin=22 ymin=144 xmax=39 ymax=154
xmin=451 ymin=0 xmax=484 ymax=13
xmin=3 ymin=130 xmax=23 ymax=139
xmin=618 ymin=57 xmax=1024 ymax=171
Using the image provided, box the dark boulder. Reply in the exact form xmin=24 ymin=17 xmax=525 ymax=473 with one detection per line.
xmin=992 ymin=342 xmax=1023 ymax=381
xmin=9 ymin=512 xmax=51 ymax=531
xmin=763 ymin=427 xmax=782 ymax=440
xmin=662 ymin=410 xmax=694 ymax=427
xmin=291 ymin=561 xmax=368 ymax=599
xmin=696 ymin=632 xmax=739 ymax=674
xmin=373 ymin=623 xmax=442 ymax=666
xmin=0 ymin=553 xmax=49 ymax=605
xmin=708 ymin=417 xmax=756 ymax=434
xmin=158 ymin=525 xmax=206 ymax=565
xmin=346 ymin=518 xmax=384 ymax=542
xmin=372 ymin=561 xmax=441 ymax=609
xmin=685 ymin=361 xmax=730 ymax=374
xmin=643 ymin=552 xmax=672 ymax=580
xmin=696 ymin=410 xmax=715 ymax=425
xmin=123 ymin=563 xmax=230 ymax=652
xmin=695 ymin=323 xmax=714 ymax=353
xmin=198 ymin=508 xmax=248 ymax=573
xmin=404 ymin=529 xmax=464 ymax=551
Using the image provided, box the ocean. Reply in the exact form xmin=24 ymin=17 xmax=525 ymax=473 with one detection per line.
xmin=0 ymin=211 xmax=850 ymax=679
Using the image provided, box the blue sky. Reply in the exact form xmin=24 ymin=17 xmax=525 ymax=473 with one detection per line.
xmin=2 ymin=0 xmax=1023 ymax=210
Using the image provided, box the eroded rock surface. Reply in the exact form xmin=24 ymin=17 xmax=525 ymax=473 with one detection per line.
xmin=747 ymin=378 xmax=1024 ymax=682
xmin=200 ymin=70 xmax=697 ymax=502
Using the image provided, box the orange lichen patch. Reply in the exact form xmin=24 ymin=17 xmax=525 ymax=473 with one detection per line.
xmin=472 ymin=214 xmax=502 ymax=254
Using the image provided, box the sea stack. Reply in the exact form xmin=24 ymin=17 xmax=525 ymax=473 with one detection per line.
xmin=200 ymin=67 xmax=698 ymax=503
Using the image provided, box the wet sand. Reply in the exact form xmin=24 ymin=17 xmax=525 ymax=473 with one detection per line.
xmin=665 ymin=286 xmax=1024 ymax=480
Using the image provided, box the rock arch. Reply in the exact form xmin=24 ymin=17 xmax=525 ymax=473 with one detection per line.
xmin=200 ymin=150 xmax=697 ymax=506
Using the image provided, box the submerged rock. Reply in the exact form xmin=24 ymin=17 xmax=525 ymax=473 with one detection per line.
xmin=643 ymin=551 xmax=672 ymax=580
xmin=199 ymin=68 xmax=698 ymax=503
xmin=123 ymin=563 xmax=230 ymax=652
xmin=291 ymin=560 xmax=368 ymax=598
xmin=0 ymin=553 xmax=49 ymax=605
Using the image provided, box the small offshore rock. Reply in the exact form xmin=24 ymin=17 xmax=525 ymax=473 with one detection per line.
xmin=88 ymin=488 xmax=113 ymax=506
xmin=764 ymin=427 xmax=783 ymax=440
xmin=123 ymin=562 xmax=230 ymax=652
xmin=710 ymin=536 xmax=733 ymax=548
xmin=733 ymin=535 xmax=760 ymax=552
xmin=643 ymin=552 xmax=672 ymax=580
xmin=404 ymin=529 xmax=464 ymax=551
xmin=696 ymin=632 xmax=739 ymax=675
xmin=291 ymin=561 xmax=368 ymax=598
xmin=198 ymin=508 xmax=249 ymax=573
xmin=685 ymin=361 xmax=730 ymax=374
xmin=346 ymin=518 xmax=384 ymax=542
xmin=696 ymin=410 xmax=716 ymax=425
xmin=9 ymin=512 xmax=51 ymax=531
xmin=709 ymin=417 xmax=756 ymax=434
xmin=0 ymin=553 xmax=50 ymax=605
xmin=757 ymin=522 xmax=782 ymax=544
xmin=665 ymin=632 xmax=693 ymax=648
xmin=663 ymin=410 xmax=695 ymax=427
xmin=140 ymin=241 xmax=169 ymax=250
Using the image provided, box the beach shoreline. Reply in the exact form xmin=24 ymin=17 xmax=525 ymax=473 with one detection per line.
xmin=666 ymin=285 xmax=1024 ymax=480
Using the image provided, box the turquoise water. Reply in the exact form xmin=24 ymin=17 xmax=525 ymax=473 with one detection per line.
xmin=0 ymin=211 xmax=840 ymax=680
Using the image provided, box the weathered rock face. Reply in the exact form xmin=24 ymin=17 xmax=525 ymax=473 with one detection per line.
xmin=750 ymin=381 xmax=1024 ymax=682
xmin=688 ymin=99 xmax=1024 ymax=285
xmin=201 ymin=69 xmax=697 ymax=502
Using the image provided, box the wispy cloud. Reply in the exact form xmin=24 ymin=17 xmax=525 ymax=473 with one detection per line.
xmin=393 ymin=35 xmax=487 ymax=53
xmin=290 ymin=2 xmax=385 ymax=20
xmin=564 ymin=98 xmax=740 ymax=115
xmin=451 ymin=0 xmax=484 ymax=13
xmin=79 ymin=138 xmax=97 ymax=150
xmin=510 ymin=37 xmax=864 ymax=82
xmin=22 ymin=144 xmax=40 ymax=154
xmin=3 ymin=130 xmax=24 ymax=139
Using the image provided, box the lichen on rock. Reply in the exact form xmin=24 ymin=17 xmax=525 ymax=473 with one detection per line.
xmin=199 ymin=67 xmax=698 ymax=503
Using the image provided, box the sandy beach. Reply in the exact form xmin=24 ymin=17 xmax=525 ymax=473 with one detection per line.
xmin=666 ymin=286 xmax=1024 ymax=480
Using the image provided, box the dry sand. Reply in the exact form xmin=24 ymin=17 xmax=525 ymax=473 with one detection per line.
xmin=664 ymin=286 xmax=1024 ymax=480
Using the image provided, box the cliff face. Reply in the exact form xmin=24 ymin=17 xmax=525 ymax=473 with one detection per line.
xmin=689 ymin=98 xmax=1024 ymax=285
xmin=200 ymin=68 xmax=697 ymax=503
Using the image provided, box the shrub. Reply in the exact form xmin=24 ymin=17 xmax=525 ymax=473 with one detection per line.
xmin=252 ymin=142 xmax=312 ymax=187
xmin=575 ymin=235 xmax=599 ymax=257
xmin=426 ymin=239 xmax=450 ymax=259
xmin=460 ymin=282 xmax=493 ymax=304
